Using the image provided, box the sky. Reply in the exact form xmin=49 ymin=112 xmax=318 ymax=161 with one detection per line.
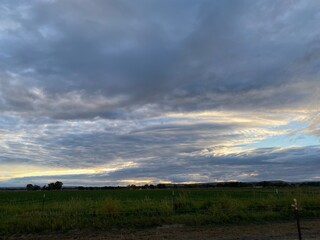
xmin=0 ymin=0 xmax=320 ymax=187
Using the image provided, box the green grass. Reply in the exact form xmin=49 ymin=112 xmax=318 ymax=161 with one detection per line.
xmin=0 ymin=187 xmax=320 ymax=234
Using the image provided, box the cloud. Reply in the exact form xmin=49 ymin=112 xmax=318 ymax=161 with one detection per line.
xmin=0 ymin=109 xmax=312 ymax=185
xmin=0 ymin=0 xmax=319 ymax=120
xmin=1 ymin=0 xmax=320 ymax=186
xmin=3 ymin=146 xmax=320 ymax=187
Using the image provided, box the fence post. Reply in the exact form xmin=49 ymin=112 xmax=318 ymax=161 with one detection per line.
xmin=172 ymin=190 xmax=175 ymax=214
xmin=275 ymin=188 xmax=279 ymax=199
xmin=42 ymin=193 xmax=46 ymax=211
xmin=292 ymin=198 xmax=302 ymax=240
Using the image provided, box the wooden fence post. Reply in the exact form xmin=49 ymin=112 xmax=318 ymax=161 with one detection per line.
xmin=172 ymin=190 xmax=175 ymax=214
xmin=292 ymin=198 xmax=302 ymax=240
xmin=42 ymin=193 xmax=46 ymax=211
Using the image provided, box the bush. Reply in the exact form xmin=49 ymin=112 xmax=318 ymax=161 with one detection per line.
xmin=173 ymin=192 xmax=195 ymax=213
xmin=101 ymin=198 xmax=120 ymax=216
xmin=206 ymin=197 xmax=245 ymax=223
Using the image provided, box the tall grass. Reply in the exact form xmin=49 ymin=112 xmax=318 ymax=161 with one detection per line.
xmin=0 ymin=187 xmax=320 ymax=234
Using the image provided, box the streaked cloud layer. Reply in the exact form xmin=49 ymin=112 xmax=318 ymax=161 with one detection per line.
xmin=0 ymin=0 xmax=319 ymax=186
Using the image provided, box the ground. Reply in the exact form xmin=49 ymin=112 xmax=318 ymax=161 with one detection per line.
xmin=3 ymin=219 xmax=319 ymax=240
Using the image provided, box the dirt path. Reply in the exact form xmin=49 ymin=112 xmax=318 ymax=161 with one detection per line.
xmin=3 ymin=220 xmax=320 ymax=240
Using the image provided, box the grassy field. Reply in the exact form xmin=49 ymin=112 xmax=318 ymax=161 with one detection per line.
xmin=0 ymin=187 xmax=320 ymax=234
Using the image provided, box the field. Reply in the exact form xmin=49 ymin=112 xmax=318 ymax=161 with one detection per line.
xmin=0 ymin=187 xmax=320 ymax=236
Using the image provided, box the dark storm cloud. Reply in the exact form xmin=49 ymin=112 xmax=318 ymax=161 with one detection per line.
xmin=1 ymin=0 xmax=320 ymax=119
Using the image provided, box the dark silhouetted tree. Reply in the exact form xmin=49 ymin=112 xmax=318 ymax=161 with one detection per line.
xmin=26 ymin=184 xmax=34 ymax=191
xmin=44 ymin=181 xmax=63 ymax=190
xmin=33 ymin=185 xmax=41 ymax=190
xmin=54 ymin=181 xmax=63 ymax=190
xmin=47 ymin=182 xmax=55 ymax=190
xmin=26 ymin=184 xmax=41 ymax=191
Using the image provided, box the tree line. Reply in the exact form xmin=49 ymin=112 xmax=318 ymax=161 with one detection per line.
xmin=26 ymin=181 xmax=63 ymax=191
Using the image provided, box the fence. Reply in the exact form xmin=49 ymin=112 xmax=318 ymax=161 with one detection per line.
xmin=0 ymin=188 xmax=320 ymax=235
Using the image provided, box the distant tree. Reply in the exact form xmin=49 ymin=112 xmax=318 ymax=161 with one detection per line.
xmin=44 ymin=181 xmax=63 ymax=190
xmin=54 ymin=181 xmax=63 ymax=190
xmin=26 ymin=184 xmax=41 ymax=191
xmin=33 ymin=185 xmax=41 ymax=191
xmin=47 ymin=182 xmax=55 ymax=190
xmin=26 ymin=184 xmax=34 ymax=191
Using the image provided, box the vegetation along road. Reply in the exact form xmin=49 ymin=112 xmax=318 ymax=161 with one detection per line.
xmin=0 ymin=186 xmax=320 ymax=238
